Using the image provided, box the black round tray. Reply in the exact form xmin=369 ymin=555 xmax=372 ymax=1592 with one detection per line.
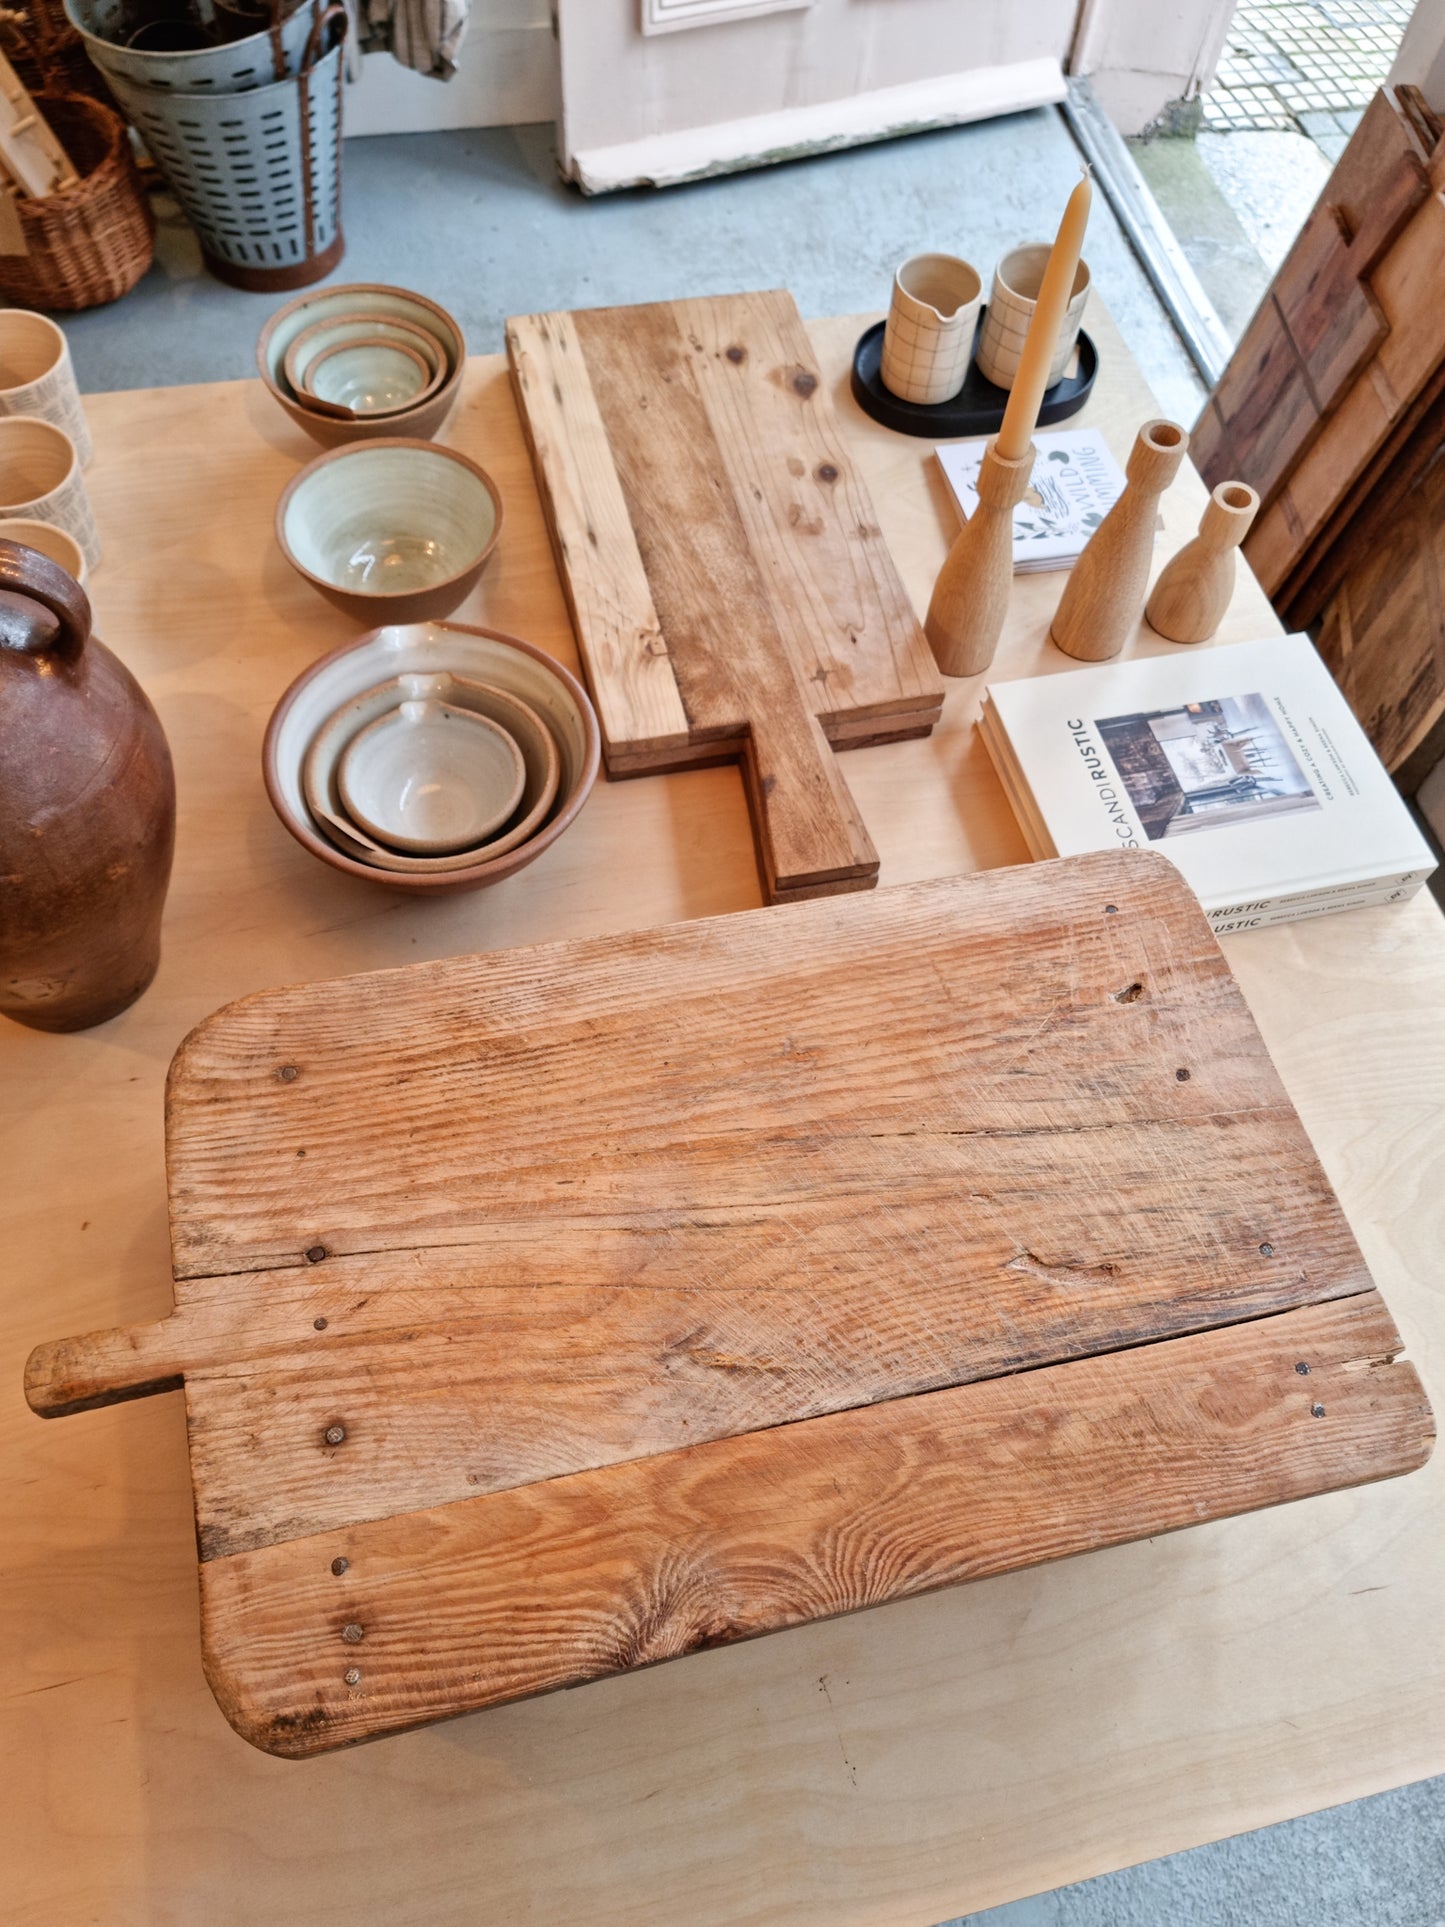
xmin=850 ymin=314 xmax=1098 ymax=439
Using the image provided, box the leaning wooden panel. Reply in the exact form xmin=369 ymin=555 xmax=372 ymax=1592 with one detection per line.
xmin=200 ymin=1292 xmax=1432 ymax=1756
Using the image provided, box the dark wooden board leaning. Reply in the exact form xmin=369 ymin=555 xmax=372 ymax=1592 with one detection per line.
xmin=505 ymin=289 xmax=944 ymax=905
xmin=25 ymin=851 xmax=1434 ymax=1755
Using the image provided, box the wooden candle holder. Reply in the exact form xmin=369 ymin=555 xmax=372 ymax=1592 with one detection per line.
xmin=1051 ymin=419 xmax=1188 ymax=662
xmin=1146 ymin=480 xmax=1260 ymax=644
xmin=925 ymin=438 xmax=1035 ymax=678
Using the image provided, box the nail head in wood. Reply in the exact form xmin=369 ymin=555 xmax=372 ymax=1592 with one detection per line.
xmin=324 ymin=1424 xmax=346 ymax=1447
xmin=344 ymin=1668 xmax=362 ymax=1686
xmin=341 ymin=1622 xmax=364 ymax=1643
xmin=331 ymin=1556 xmax=349 ymax=1575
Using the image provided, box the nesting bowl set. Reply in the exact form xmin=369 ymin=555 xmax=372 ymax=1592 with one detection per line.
xmin=264 ymin=622 xmax=601 ymax=895
xmin=257 ymin=281 xmax=467 ymax=447
xmin=257 ymin=282 xmax=601 ymax=894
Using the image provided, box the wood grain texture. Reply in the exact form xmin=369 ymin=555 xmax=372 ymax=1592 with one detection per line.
xmin=924 ymin=438 xmax=1035 ymax=678
xmin=7 ymin=313 xmax=1445 ymax=1922
xmin=507 ymin=290 xmax=942 ymax=900
xmin=200 ymin=1291 xmax=1432 ymax=1756
xmin=1201 ymin=89 xmax=1439 ymax=593
xmin=1197 ymin=90 xmax=1431 ymax=516
xmin=27 ymin=846 xmax=1430 ymax=1751
xmin=1146 ymin=481 xmax=1260 ymax=645
xmin=504 ymin=309 xmax=690 ymax=759
xmin=1051 ymin=421 xmax=1189 ymax=661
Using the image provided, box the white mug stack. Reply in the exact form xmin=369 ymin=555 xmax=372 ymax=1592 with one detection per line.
xmin=0 ymin=310 xmax=99 ymax=574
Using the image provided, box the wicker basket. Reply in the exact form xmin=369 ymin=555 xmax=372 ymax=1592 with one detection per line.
xmin=0 ymin=93 xmax=154 ymax=308
xmin=1 ymin=0 xmax=113 ymax=105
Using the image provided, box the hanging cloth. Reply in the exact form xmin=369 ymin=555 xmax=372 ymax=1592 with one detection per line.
xmin=354 ymin=0 xmax=468 ymax=80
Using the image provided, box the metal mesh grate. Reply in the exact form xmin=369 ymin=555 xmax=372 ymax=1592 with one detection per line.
xmin=1203 ymin=0 xmax=1414 ymax=136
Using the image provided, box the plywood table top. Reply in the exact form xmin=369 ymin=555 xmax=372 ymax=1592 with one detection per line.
xmin=4 ymin=306 xmax=1444 ymax=1923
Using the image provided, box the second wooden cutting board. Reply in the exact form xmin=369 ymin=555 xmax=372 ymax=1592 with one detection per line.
xmin=507 ymin=289 xmax=943 ymax=904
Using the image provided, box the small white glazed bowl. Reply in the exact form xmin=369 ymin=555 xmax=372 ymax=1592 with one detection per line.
xmin=304 ymin=338 xmax=441 ymax=418
xmin=338 ymin=699 xmax=525 ymax=853
xmin=283 ymin=313 xmax=445 ymax=402
xmin=302 ymin=670 xmax=562 ymax=872
xmin=264 ymin=621 xmax=601 ymax=894
xmin=277 ymin=440 xmax=503 ymax=626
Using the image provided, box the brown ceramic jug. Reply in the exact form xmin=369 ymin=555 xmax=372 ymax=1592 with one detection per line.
xmin=0 ymin=540 xmax=176 ymax=1032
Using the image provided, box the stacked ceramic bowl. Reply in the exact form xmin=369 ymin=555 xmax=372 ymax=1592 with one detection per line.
xmin=257 ymin=283 xmax=466 ymax=447
xmin=264 ymin=620 xmax=601 ymax=895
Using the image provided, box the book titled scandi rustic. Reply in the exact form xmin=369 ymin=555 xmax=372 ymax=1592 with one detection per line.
xmin=936 ymin=427 xmax=1127 ymax=573
xmin=979 ymin=635 xmax=1436 ymax=932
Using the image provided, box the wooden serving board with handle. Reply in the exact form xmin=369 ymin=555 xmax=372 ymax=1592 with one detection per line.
xmin=506 ymin=289 xmax=944 ymax=904
xmin=25 ymin=852 xmax=1433 ymax=1756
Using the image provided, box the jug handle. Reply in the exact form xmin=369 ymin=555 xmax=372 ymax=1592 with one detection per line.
xmin=0 ymin=537 xmax=91 ymax=664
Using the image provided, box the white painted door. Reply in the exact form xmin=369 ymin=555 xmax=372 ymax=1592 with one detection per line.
xmin=345 ymin=0 xmax=558 ymax=138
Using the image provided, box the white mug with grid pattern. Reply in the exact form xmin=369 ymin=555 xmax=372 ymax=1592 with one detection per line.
xmin=0 ymin=417 xmax=100 ymax=570
xmin=881 ymin=253 xmax=983 ymax=406
xmin=0 ymin=312 xmax=93 ymax=469
xmin=976 ymin=245 xmax=1091 ymax=392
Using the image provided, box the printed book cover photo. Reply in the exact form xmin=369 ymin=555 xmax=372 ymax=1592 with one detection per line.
xmin=980 ymin=635 xmax=1435 ymax=928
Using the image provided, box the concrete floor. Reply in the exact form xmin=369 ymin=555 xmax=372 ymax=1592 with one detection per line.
xmin=1132 ymin=126 xmax=1330 ymax=343
xmin=60 ymin=111 xmax=1206 ymax=426
xmin=50 ymin=101 xmax=1445 ymax=1927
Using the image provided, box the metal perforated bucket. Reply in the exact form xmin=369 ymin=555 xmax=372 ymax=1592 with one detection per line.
xmin=103 ymin=7 xmax=345 ymax=291
xmin=65 ymin=0 xmax=323 ymax=94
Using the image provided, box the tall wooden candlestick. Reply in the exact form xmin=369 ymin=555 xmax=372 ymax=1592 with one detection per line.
xmin=1146 ymin=479 xmax=1260 ymax=643
xmin=924 ymin=439 xmax=1036 ymax=677
xmin=1051 ymin=419 xmax=1188 ymax=662
xmin=926 ymin=171 xmax=1092 ymax=676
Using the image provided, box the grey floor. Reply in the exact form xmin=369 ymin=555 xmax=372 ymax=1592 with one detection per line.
xmin=61 ymin=110 xmax=1207 ymax=426
xmin=52 ymin=100 xmax=1445 ymax=1927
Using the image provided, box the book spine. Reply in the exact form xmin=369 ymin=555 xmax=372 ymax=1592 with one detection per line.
xmin=1209 ymin=876 xmax=1428 ymax=934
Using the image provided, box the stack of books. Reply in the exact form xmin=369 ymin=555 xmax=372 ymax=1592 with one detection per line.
xmin=936 ymin=427 xmax=1127 ymax=574
xmin=979 ymin=635 xmax=1435 ymax=933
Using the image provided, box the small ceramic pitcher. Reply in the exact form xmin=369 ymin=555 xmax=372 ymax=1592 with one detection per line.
xmin=881 ymin=253 xmax=984 ymax=406
xmin=977 ymin=245 xmax=1091 ymax=391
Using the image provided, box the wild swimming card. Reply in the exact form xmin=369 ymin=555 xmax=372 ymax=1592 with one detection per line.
xmin=936 ymin=428 xmax=1127 ymax=572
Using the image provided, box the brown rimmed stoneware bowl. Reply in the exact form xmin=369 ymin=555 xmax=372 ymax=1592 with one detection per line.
xmin=263 ymin=620 xmax=601 ymax=894
xmin=256 ymin=283 xmax=466 ymax=448
xmin=276 ymin=439 xmax=503 ymax=626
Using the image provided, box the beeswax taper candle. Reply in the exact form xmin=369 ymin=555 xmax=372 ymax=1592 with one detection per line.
xmin=995 ymin=172 xmax=1091 ymax=462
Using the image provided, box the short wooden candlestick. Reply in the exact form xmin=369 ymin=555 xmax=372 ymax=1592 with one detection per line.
xmin=925 ymin=438 xmax=1036 ymax=679
xmin=1051 ymin=419 xmax=1188 ymax=663
xmin=1146 ymin=479 xmax=1260 ymax=644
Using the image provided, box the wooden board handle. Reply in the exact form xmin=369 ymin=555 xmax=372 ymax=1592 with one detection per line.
xmin=743 ymin=692 xmax=878 ymax=901
xmin=26 ymin=1319 xmax=186 ymax=1417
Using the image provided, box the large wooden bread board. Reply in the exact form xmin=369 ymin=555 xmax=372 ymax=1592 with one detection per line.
xmin=506 ymin=289 xmax=944 ymax=905
xmin=25 ymin=851 xmax=1433 ymax=1756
